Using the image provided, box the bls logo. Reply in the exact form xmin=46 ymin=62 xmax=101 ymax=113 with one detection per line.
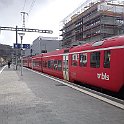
xmin=97 ymin=72 xmax=109 ymax=80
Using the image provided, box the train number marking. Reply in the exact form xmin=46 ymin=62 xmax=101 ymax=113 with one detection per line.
xmin=97 ymin=73 xmax=109 ymax=80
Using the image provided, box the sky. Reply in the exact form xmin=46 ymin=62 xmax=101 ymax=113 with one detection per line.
xmin=0 ymin=0 xmax=87 ymax=46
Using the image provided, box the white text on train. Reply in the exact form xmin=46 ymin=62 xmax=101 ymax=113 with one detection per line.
xmin=97 ymin=73 xmax=109 ymax=80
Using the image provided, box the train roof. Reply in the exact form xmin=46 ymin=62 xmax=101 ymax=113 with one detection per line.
xmin=42 ymin=49 xmax=65 ymax=57
xmin=70 ymin=35 xmax=124 ymax=52
xmin=32 ymin=54 xmax=42 ymax=59
xmin=28 ymin=35 xmax=124 ymax=58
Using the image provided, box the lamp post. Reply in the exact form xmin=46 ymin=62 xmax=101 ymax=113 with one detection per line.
xmin=18 ymin=33 xmax=25 ymax=76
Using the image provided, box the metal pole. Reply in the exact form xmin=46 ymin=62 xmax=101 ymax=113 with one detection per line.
xmin=18 ymin=33 xmax=25 ymax=76
xmin=20 ymin=36 xmax=23 ymax=76
xmin=16 ymin=26 xmax=18 ymax=70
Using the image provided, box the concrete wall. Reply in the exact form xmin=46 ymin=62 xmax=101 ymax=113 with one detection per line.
xmin=25 ymin=36 xmax=61 ymax=56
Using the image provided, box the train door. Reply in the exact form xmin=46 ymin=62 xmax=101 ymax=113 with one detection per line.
xmin=63 ymin=54 xmax=69 ymax=81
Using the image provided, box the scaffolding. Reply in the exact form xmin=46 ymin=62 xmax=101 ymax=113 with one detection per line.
xmin=60 ymin=0 xmax=124 ymax=48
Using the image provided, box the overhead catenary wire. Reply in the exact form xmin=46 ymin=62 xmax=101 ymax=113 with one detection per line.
xmin=28 ymin=0 xmax=37 ymax=15
xmin=21 ymin=0 xmax=37 ymax=18
xmin=22 ymin=0 xmax=27 ymax=11
xmin=25 ymin=0 xmax=37 ymax=25
xmin=21 ymin=0 xmax=37 ymax=27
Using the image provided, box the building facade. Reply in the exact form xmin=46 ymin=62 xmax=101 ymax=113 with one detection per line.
xmin=60 ymin=0 xmax=124 ymax=48
xmin=0 ymin=44 xmax=14 ymax=65
xmin=25 ymin=36 xmax=60 ymax=56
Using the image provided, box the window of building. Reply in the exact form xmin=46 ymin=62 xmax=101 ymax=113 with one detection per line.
xmin=80 ymin=53 xmax=87 ymax=67
xmin=90 ymin=52 xmax=100 ymax=68
xmin=72 ymin=54 xmax=78 ymax=66
xmin=104 ymin=50 xmax=110 ymax=68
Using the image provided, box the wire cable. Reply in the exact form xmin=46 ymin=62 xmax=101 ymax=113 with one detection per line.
xmin=22 ymin=0 xmax=27 ymax=11
xmin=28 ymin=0 xmax=36 ymax=15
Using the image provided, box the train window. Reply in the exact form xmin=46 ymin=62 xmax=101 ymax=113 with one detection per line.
xmin=54 ymin=60 xmax=58 ymax=70
xmin=48 ymin=60 xmax=54 ymax=69
xmin=58 ymin=60 xmax=62 ymax=71
xmin=72 ymin=54 xmax=78 ymax=66
xmin=51 ymin=60 xmax=54 ymax=69
xmin=23 ymin=60 xmax=27 ymax=65
xmin=92 ymin=41 xmax=104 ymax=47
xmin=90 ymin=51 xmax=100 ymax=68
xmin=37 ymin=61 xmax=40 ymax=66
xmin=39 ymin=61 xmax=41 ymax=66
xmin=34 ymin=61 xmax=36 ymax=66
xmin=104 ymin=50 xmax=110 ymax=68
xmin=43 ymin=61 xmax=47 ymax=68
xmin=80 ymin=53 xmax=87 ymax=67
xmin=48 ymin=61 xmax=51 ymax=68
xmin=33 ymin=61 xmax=41 ymax=67
xmin=32 ymin=61 xmax=35 ymax=67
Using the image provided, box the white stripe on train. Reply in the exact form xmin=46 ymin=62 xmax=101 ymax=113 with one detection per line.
xmin=42 ymin=45 xmax=124 ymax=58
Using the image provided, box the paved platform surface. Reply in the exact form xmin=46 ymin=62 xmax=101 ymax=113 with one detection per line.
xmin=0 ymin=65 xmax=124 ymax=124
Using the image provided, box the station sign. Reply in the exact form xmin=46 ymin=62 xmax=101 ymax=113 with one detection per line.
xmin=23 ymin=44 xmax=30 ymax=49
xmin=14 ymin=43 xmax=21 ymax=49
xmin=14 ymin=43 xmax=30 ymax=49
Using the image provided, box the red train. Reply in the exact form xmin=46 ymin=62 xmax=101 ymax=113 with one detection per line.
xmin=23 ymin=35 xmax=124 ymax=96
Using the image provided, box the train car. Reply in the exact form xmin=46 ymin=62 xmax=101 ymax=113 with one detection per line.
xmin=23 ymin=35 xmax=124 ymax=96
xmin=69 ymin=35 xmax=124 ymax=93
xmin=28 ymin=56 xmax=33 ymax=69
xmin=32 ymin=54 xmax=42 ymax=72
xmin=42 ymin=49 xmax=65 ymax=79
xmin=23 ymin=56 xmax=33 ymax=68
xmin=23 ymin=56 xmax=29 ymax=67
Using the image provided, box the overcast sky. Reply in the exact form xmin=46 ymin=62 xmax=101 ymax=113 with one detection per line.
xmin=0 ymin=0 xmax=87 ymax=46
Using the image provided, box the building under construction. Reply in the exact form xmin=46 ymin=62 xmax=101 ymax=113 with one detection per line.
xmin=60 ymin=0 xmax=124 ymax=48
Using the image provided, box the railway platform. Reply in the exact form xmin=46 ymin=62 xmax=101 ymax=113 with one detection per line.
xmin=0 ymin=65 xmax=124 ymax=124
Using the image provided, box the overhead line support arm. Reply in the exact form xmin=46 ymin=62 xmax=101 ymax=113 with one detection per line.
xmin=0 ymin=26 xmax=53 ymax=34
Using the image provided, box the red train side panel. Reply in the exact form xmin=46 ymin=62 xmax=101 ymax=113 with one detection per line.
xmin=23 ymin=35 xmax=124 ymax=93
xmin=69 ymin=36 xmax=124 ymax=92
xmin=42 ymin=49 xmax=64 ymax=79
xmin=32 ymin=54 xmax=42 ymax=72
